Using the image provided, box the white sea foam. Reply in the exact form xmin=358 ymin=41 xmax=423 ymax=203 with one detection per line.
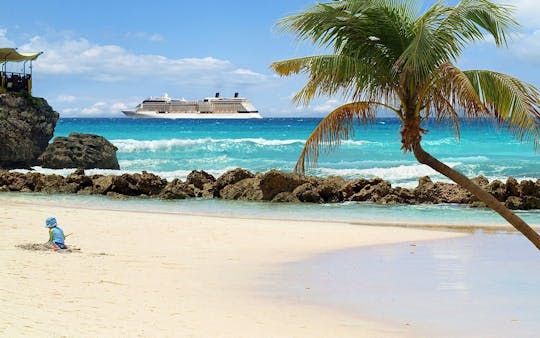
xmin=311 ymin=162 xmax=471 ymax=188
xmin=314 ymin=163 xmax=460 ymax=181
xmin=341 ymin=140 xmax=382 ymax=146
xmin=111 ymin=138 xmax=307 ymax=152
xmin=440 ymin=155 xmax=490 ymax=162
xmin=423 ymin=137 xmax=457 ymax=146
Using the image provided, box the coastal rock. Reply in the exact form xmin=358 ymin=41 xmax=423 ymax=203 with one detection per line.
xmin=293 ymin=183 xmax=323 ymax=203
xmin=271 ymin=191 xmax=300 ymax=203
xmin=66 ymin=168 xmax=93 ymax=190
xmin=434 ymin=182 xmax=471 ymax=204
xmin=471 ymin=175 xmax=489 ymax=188
xmin=0 ymin=170 xmax=34 ymax=191
xmin=38 ymin=133 xmax=119 ymax=170
xmin=186 ymin=170 xmax=216 ymax=190
xmin=505 ymin=196 xmax=524 ymax=210
xmin=518 ymin=180 xmax=538 ymax=198
xmin=350 ymin=178 xmax=390 ymax=202
xmin=378 ymin=193 xmax=400 ymax=205
xmin=259 ymin=170 xmax=308 ymax=201
xmin=487 ymin=180 xmax=506 ymax=202
xmin=342 ymin=178 xmax=371 ymax=200
xmin=159 ymin=179 xmax=195 ymax=199
xmin=199 ymin=182 xmax=215 ymax=198
xmin=91 ymin=175 xmax=127 ymax=195
xmin=121 ymin=171 xmax=167 ymax=196
xmin=0 ymin=93 xmax=59 ymax=168
xmin=505 ymin=177 xmax=520 ymax=197
xmin=1 ymin=166 xmax=539 ymax=210
xmin=35 ymin=173 xmax=80 ymax=194
xmin=414 ymin=176 xmax=438 ymax=203
xmin=214 ymin=168 xmax=254 ymax=197
xmin=523 ymin=196 xmax=540 ymax=210
xmin=316 ymin=176 xmax=346 ymax=203
xmin=220 ymin=177 xmax=263 ymax=201
xmin=392 ymin=187 xmax=415 ymax=204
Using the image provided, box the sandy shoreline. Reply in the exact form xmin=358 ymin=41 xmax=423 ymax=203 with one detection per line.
xmin=1 ymin=199 xmax=464 ymax=337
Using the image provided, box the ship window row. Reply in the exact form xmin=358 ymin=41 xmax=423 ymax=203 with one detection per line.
xmin=141 ymin=103 xmax=244 ymax=112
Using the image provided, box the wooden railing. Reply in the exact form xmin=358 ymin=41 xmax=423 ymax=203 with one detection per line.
xmin=0 ymin=72 xmax=32 ymax=94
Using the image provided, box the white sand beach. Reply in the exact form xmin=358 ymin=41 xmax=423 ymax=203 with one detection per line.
xmin=0 ymin=199 xmax=464 ymax=337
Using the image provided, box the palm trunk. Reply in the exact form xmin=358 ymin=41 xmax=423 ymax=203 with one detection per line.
xmin=412 ymin=141 xmax=540 ymax=250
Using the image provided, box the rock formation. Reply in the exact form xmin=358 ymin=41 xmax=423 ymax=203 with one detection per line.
xmin=0 ymin=168 xmax=539 ymax=210
xmin=0 ymin=93 xmax=59 ymax=168
xmin=38 ymin=133 xmax=120 ymax=169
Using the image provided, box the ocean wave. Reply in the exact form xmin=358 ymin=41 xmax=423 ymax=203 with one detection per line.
xmin=341 ymin=139 xmax=383 ymax=146
xmin=112 ymin=138 xmax=307 ymax=152
xmin=312 ymin=162 xmax=462 ymax=184
xmin=119 ymin=155 xmax=232 ymax=168
xmin=423 ymin=137 xmax=457 ymax=146
xmin=111 ymin=137 xmax=384 ymax=153
xmin=440 ymin=156 xmax=490 ymax=162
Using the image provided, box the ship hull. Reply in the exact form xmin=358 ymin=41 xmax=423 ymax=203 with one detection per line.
xmin=122 ymin=110 xmax=262 ymax=119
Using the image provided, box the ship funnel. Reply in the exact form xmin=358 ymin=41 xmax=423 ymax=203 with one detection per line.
xmin=215 ymin=92 xmax=220 ymax=98
xmin=234 ymin=92 xmax=239 ymax=98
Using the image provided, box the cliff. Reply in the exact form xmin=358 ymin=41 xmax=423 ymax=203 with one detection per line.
xmin=0 ymin=93 xmax=59 ymax=169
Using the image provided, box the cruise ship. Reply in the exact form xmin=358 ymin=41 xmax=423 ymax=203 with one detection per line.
xmin=122 ymin=93 xmax=262 ymax=119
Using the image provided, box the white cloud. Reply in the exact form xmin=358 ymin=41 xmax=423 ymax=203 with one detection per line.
xmin=512 ymin=29 xmax=540 ymax=63
xmin=311 ymin=99 xmax=341 ymax=113
xmin=56 ymin=95 xmax=77 ymax=102
xmin=16 ymin=35 xmax=267 ymax=85
xmin=0 ymin=29 xmax=15 ymax=47
xmin=60 ymin=99 xmax=137 ymax=117
xmin=80 ymin=101 xmax=107 ymax=116
xmin=500 ymin=0 xmax=540 ymax=29
xmin=486 ymin=1 xmax=540 ymax=65
xmin=124 ymin=32 xmax=165 ymax=42
xmin=110 ymin=102 xmax=129 ymax=112
xmin=61 ymin=108 xmax=78 ymax=114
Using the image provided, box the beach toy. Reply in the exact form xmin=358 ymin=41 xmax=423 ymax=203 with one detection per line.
xmin=45 ymin=216 xmax=57 ymax=228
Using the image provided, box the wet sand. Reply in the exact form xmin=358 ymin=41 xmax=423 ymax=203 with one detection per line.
xmin=0 ymin=198 xmax=464 ymax=337
xmin=270 ymin=231 xmax=540 ymax=338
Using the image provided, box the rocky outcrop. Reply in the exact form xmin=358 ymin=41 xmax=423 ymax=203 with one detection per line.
xmin=1 ymin=168 xmax=540 ymax=210
xmin=259 ymin=170 xmax=309 ymax=200
xmin=0 ymin=93 xmax=59 ymax=169
xmin=38 ymin=133 xmax=119 ymax=170
xmin=220 ymin=177 xmax=263 ymax=201
xmin=159 ymin=179 xmax=195 ymax=200
xmin=213 ymin=168 xmax=254 ymax=197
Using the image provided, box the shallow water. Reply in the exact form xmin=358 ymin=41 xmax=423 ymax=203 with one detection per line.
xmin=271 ymin=232 xmax=540 ymax=338
xmin=3 ymin=192 xmax=540 ymax=229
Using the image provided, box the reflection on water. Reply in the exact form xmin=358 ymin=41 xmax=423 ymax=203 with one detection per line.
xmin=271 ymin=232 xmax=540 ymax=338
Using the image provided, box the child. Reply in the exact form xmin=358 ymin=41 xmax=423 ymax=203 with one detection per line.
xmin=45 ymin=216 xmax=68 ymax=250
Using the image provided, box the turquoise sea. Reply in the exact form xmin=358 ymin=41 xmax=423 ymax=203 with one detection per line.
xmin=12 ymin=117 xmax=540 ymax=227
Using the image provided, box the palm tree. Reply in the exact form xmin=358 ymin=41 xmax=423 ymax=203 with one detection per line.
xmin=271 ymin=0 xmax=540 ymax=249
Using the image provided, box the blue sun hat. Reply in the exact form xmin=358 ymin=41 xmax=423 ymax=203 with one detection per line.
xmin=45 ymin=216 xmax=57 ymax=228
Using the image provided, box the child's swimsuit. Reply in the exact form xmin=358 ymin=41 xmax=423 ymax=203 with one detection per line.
xmin=49 ymin=226 xmax=66 ymax=249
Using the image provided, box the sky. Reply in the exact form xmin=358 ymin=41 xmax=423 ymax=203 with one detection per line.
xmin=1 ymin=0 xmax=539 ymax=118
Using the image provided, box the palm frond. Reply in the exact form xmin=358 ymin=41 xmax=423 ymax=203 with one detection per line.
xmin=295 ymin=101 xmax=378 ymax=173
xmin=464 ymin=70 xmax=540 ymax=147
xmin=424 ymin=62 xmax=489 ymax=120
xmin=271 ymin=54 xmax=392 ymax=104
xmin=396 ymin=0 xmax=517 ymax=86
xmin=442 ymin=0 xmax=517 ymax=47
xmin=396 ymin=1 xmax=452 ymax=83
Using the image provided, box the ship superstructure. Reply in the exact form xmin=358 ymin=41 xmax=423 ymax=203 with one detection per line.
xmin=122 ymin=93 xmax=262 ymax=119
